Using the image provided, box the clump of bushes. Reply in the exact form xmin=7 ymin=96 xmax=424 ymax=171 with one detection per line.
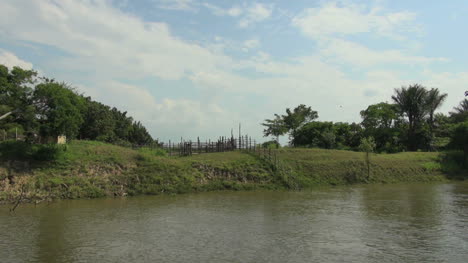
xmin=0 ymin=141 xmax=66 ymax=162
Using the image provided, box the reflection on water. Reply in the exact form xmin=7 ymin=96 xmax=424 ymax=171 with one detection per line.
xmin=1 ymin=182 xmax=468 ymax=263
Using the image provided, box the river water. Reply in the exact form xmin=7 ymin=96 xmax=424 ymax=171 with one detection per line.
xmin=1 ymin=182 xmax=468 ymax=263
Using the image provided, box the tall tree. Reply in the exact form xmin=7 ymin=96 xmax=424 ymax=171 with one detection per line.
xmin=33 ymin=82 xmax=86 ymax=139
xmin=79 ymin=99 xmax=116 ymax=141
xmin=261 ymin=114 xmax=287 ymax=144
xmin=392 ymin=84 xmax=429 ymax=150
xmin=0 ymin=65 xmax=37 ymax=128
xmin=282 ymin=104 xmax=318 ymax=145
xmin=425 ymin=88 xmax=447 ymax=132
xmin=360 ymin=102 xmax=402 ymax=152
xmin=292 ymin=121 xmax=334 ymax=148
xmin=450 ymin=99 xmax=468 ymax=123
xmin=128 ymin=121 xmax=153 ymax=145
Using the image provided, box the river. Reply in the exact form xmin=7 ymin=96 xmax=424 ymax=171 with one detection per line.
xmin=1 ymin=182 xmax=467 ymax=262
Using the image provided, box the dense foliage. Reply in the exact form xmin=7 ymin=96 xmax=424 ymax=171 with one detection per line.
xmin=0 ymin=64 xmax=153 ymax=145
xmin=263 ymin=85 xmax=467 ymax=160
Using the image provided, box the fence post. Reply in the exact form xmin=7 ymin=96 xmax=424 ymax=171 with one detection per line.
xmin=198 ymin=137 xmax=200 ymax=154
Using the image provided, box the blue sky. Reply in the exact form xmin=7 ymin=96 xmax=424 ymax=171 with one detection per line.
xmin=1 ymin=0 xmax=467 ymax=142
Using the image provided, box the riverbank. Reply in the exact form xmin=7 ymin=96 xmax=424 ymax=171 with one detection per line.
xmin=0 ymin=140 xmax=464 ymax=204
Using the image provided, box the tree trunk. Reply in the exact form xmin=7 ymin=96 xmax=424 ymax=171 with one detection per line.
xmin=0 ymin=111 xmax=13 ymax=120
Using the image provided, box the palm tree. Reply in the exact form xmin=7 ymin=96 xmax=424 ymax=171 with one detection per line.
xmin=425 ymin=88 xmax=448 ymax=132
xmin=450 ymin=99 xmax=468 ymax=123
xmin=453 ymin=99 xmax=468 ymax=114
xmin=392 ymin=84 xmax=429 ymax=151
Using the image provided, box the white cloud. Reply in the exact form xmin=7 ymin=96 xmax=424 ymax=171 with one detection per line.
xmin=292 ymin=2 xmax=417 ymax=39
xmin=0 ymin=49 xmax=33 ymax=70
xmin=0 ymin=0 xmax=460 ymax=142
xmin=242 ymin=39 xmax=260 ymax=52
xmin=319 ymin=38 xmax=448 ymax=67
xmin=80 ymin=81 xmax=235 ymax=139
xmin=154 ymin=0 xmax=197 ymax=11
xmin=203 ymin=3 xmax=242 ymax=17
xmin=421 ymin=71 xmax=468 ymax=113
xmin=0 ymin=0 xmax=234 ymax=81
xmin=203 ymin=2 xmax=272 ymax=27
xmin=238 ymin=3 xmax=273 ymax=28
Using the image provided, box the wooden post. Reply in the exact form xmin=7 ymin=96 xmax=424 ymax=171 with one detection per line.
xmin=238 ymin=123 xmax=241 ymax=150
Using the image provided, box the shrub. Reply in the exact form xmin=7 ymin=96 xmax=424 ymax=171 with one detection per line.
xmin=33 ymin=144 xmax=65 ymax=161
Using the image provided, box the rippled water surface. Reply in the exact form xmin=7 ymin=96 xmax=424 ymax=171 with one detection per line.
xmin=1 ymin=182 xmax=468 ymax=262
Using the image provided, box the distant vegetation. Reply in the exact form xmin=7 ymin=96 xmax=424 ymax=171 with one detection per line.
xmin=263 ymin=85 xmax=468 ymax=167
xmin=0 ymin=140 xmax=451 ymax=204
xmin=1 ymin=64 xmax=467 ymax=205
xmin=0 ymin=64 xmax=153 ymax=146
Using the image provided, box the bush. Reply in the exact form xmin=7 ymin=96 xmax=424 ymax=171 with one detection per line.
xmin=448 ymin=122 xmax=468 ymax=167
xmin=0 ymin=141 xmax=35 ymax=160
xmin=439 ymin=151 xmax=466 ymax=176
xmin=0 ymin=141 xmax=65 ymax=161
xmin=262 ymin=140 xmax=280 ymax=149
xmin=33 ymin=144 xmax=65 ymax=161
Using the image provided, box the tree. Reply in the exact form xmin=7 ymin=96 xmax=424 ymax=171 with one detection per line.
xmin=128 ymin=121 xmax=153 ymax=145
xmin=425 ymin=88 xmax=448 ymax=134
xmin=392 ymin=84 xmax=429 ymax=151
xmin=261 ymin=114 xmax=287 ymax=145
xmin=79 ymin=99 xmax=116 ymax=141
xmin=1 ymin=64 xmax=154 ymax=145
xmin=282 ymin=104 xmax=318 ymax=145
xmin=111 ymin=108 xmax=134 ymax=141
xmin=359 ymin=137 xmax=376 ymax=179
xmin=450 ymin=99 xmax=468 ymax=123
xmin=330 ymin=122 xmax=362 ymax=149
xmin=292 ymin=121 xmax=334 ymax=148
xmin=449 ymin=122 xmax=468 ymax=167
xmin=33 ymin=82 xmax=86 ymax=139
xmin=0 ymin=65 xmax=38 ymax=130
xmin=360 ymin=102 xmax=403 ymax=152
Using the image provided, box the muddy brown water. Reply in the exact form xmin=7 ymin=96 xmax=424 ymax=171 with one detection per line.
xmin=1 ymin=182 xmax=468 ymax=262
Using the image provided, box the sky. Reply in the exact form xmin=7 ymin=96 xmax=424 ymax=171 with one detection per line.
xmin=1 ymin=0 xmax=467 ymax=143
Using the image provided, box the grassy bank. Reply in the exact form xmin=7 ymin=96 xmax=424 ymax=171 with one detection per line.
xmin=0 ymin=140 xmax=465 ymax=204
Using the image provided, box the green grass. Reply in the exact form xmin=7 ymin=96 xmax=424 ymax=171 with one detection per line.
xmin=1 ymin=141 xmax=465 ymax=204
xmin=275 ymin=148 xmax=450 ymax=187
